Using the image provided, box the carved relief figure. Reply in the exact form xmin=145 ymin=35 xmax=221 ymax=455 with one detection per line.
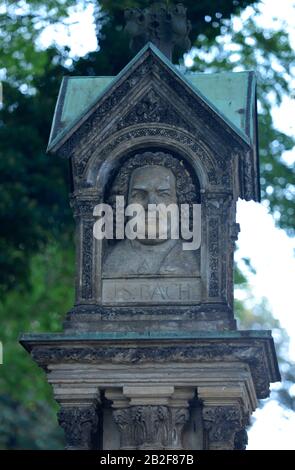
xmin=103 ymin=152 xmax=200 ymax=277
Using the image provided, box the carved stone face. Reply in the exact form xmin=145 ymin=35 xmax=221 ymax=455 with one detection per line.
xmin=103 ymin=156 xmax=200 ymax=278
xmin=128 ymin=165 xmax=177 ymax=245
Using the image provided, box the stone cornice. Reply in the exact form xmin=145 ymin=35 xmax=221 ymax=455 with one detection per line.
xmin=20 ymin=331 xmax=280 ymax=400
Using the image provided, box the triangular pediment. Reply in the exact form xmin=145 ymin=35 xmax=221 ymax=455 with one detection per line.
xmin=116 ymin=86 xmax=196 ymax=134
xmin=47 ymin=43 xmax=252 ymax=155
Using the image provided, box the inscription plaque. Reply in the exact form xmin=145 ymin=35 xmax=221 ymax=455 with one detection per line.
xmin=102 ymin=278 xmax=201 ymax=305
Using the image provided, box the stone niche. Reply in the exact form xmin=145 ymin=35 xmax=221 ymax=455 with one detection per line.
xmin=20 ymin=43 xmax=280 ymax=450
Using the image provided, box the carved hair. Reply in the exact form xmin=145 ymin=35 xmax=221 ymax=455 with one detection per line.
xmin=108 ymin=151 xmax=198 ymax=205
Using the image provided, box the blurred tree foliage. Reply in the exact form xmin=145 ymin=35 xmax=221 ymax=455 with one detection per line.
xmin=0 ymin=0 xmax=294 ymax=449
xmin=0 ymin=243 xmax=74 ymax=401
xmin=234 ymin=265 xmax=295 ymax=416
xmin=190 ymin=6 xmax=295 ymax=234
xmin=1 ymin=1 xmax=257 ymax=85
xmin=0 ymin=62 xmax=72 ymax=293
xmin=0 ymin=242 xmax=73 ymax=448
xmin=0 ymin=395 xmax=63 ymax=449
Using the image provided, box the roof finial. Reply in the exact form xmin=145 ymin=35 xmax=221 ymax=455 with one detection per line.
xmin=124 ymin=2 xmax=191 ymax=61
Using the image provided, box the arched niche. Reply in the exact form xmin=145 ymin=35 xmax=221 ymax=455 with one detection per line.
xmin=94 ymin=146 xmax=202 ymax=276
xmin=70 ymin=126 xmax=235 ymax=323
xmin=82 ymin=126 xmax=212 ymax=194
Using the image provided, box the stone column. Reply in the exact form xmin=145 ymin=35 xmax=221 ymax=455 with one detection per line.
xmin=198 ymin=373 xmax=254 ymax=450
xmin=202 ymin=405 xmax=243 ymax=450
xmin=106 ymin=386 xmax=193 ymax=450
xmin=58 ymin=404 xmax=100 ymax=450
xmin=48 ymin=378 xmax=101 ymax=450
xmin=70 ymin=192 xmax=102 ymax=306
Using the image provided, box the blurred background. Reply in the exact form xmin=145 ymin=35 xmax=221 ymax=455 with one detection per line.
xmin=0 ymin=0 xmax=294 ymax=449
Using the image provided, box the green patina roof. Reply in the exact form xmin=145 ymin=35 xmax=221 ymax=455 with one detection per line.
xmin=48 ymin=43 xmax=256 ymax=152
xmin=187 ymin=71 xmax=255 ymax=141
xmin=61 ymin=76 xmax=113 ymax=127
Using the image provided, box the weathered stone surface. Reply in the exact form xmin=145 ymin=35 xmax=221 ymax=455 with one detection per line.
xmin=113 ymin=405 xmax=189 ymax=450
xmin=20 ymin=331 xmax=280 ymax=400
xmin=106 ymin=386 xmax=193 ymax=450
xmin=58 ymin=405 xmax=100 ymax=450
xmin=203 ymin=406 xmax=243 ymax=450
xmin=124 ymin=2 xmax=191 ymax=60
xmin=234 ymin=428 xmax=248 ymax=450
xmin=102 ymin=278 xmax=202 ymax=305
xmin=102 ymin=152 xmax=200 ymax=282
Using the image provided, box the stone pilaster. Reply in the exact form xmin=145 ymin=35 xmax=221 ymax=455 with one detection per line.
xmin=106 ymin=386 xmax=193 ymax=450
xmin=69 ymin=191 xmax=102 ymax=306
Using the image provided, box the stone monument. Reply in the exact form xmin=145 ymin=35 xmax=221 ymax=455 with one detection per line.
xmin=20 ymin=2 xmax=280 ymax=450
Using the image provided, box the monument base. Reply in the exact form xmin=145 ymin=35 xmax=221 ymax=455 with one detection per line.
xmin=20 ymin=331 xmax=280 ymax=450
xmin=63 ymin=304 xmax=237 ymax=333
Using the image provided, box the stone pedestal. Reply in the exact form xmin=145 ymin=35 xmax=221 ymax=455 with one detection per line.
xmin=20 ymin=331 xmax=279 ymax=450
xmin=19 ymin=21 xmax=279 ymax=449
